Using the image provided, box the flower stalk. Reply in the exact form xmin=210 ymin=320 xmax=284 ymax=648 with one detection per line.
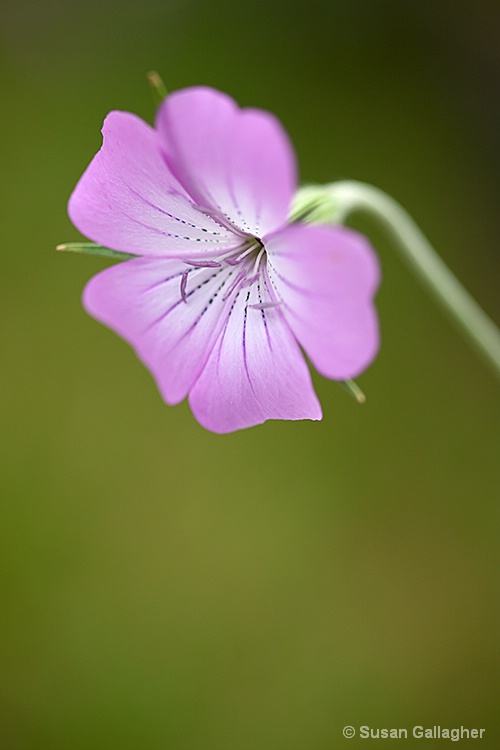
xmin=292 ymin=181 xmax=500 ymax=379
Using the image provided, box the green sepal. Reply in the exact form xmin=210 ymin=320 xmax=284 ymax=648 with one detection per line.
xmin=56 ymin=242 xmax=137 ymax=260
xmin=147 ymin=71 xmax=169 ymax=106
xmin=339 ymin=379 xmax=366 ymax=404
xmin=289 ymin=185 xmax=343 ymax=224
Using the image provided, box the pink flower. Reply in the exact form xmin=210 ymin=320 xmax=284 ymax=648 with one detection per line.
xmin=68 ymin=86 xmax=380 ymax=433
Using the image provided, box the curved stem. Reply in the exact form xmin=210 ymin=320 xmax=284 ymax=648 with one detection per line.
xmin=292 ymin=181 xmax=500 ymax=379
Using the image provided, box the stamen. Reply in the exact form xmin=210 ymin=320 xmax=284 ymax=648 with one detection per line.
xmin=235 ymin=242 xmax=261 ymax=263
xmin=251 ymin=246 xmax=266 ymax=275
xmin=220 ymin=242 xmax=259 ymax=266
xmin=225 ymin=257 xmax=244 ymax=266
xmin=180 ymin=269 xmax=189 ymax=303
xmin=222 ymin=268 xmax=247 ymax=301
xmin=183 ymin=259 xmax=221 ymax=268
xmin=249 ymin=301 xmax=282 ymax=310
xmin=240 ymin=273 xmax=260 ymax=289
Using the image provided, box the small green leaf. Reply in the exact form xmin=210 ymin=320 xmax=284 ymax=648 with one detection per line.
xmin=56 ymin=243 xmax=137 ymax=260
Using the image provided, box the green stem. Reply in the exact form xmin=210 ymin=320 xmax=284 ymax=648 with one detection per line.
xmin=292 ymin=181 xmax=500 ymax=379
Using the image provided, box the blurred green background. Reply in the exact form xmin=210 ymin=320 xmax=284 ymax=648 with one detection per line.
xmin=1 ymin=0 xmax=499 ymax=747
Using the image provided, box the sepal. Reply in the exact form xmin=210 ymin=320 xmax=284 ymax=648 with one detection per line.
xmin=56 ymin=243 xmax=137 ymax=260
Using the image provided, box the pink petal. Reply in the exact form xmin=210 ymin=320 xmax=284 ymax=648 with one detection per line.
xmin=155 ymin=87 xmax=297 ymax=238
xmin=69 ymin=111 xmax=239 ymax=258
xmin=265 ymin=225 xmax=380 ymax=380
xmin=188 ymin=273 xmax=322 ymax=433
xmin=83 ymin=258 xmax=244 ymax=404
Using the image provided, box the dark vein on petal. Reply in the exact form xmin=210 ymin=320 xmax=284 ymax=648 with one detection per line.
xmin=176 ymin=271 xmax=234 ymax=342
xmin=115 ymin=209 xmax=231 ymax=247
xmin=225 ymin=175 xmax=253 ymax=234
xmin=258 ymin=279 xmax=273 ymax=353
xmin=267 ymin=260 xmax=316 ymax=297
xmin=215 ymin=292 xmax=239 ymax=377
xmin=242 ymin=290 xmax=255 ymax=395
xmin=126 ymin=185 xmax=226 ymax=237
xmin=143 ymin=268 xmax=188 ymax=292
xmin=143 ymin=270 xmax=222 ymax=332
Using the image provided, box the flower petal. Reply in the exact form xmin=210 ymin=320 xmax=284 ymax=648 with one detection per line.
xmin=69 ymin=111 xmax=239 ymax=258
xmin=83 ymin=258 xmax=243 ymax=404
xmin=155 ymin=87 xmax=297 ymax=238
xmin=265 ymin=225 xmax=380 ymax=380
xmin=188 ymin=274 xmax=322 ymax=433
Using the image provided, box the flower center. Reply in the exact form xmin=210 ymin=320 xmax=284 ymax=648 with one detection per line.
xmin=180 ymin=236 xmax=266 ymax=303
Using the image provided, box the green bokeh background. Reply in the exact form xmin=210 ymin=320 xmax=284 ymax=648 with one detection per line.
xmin=1 ymin=1 xmax=499 ymax=747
